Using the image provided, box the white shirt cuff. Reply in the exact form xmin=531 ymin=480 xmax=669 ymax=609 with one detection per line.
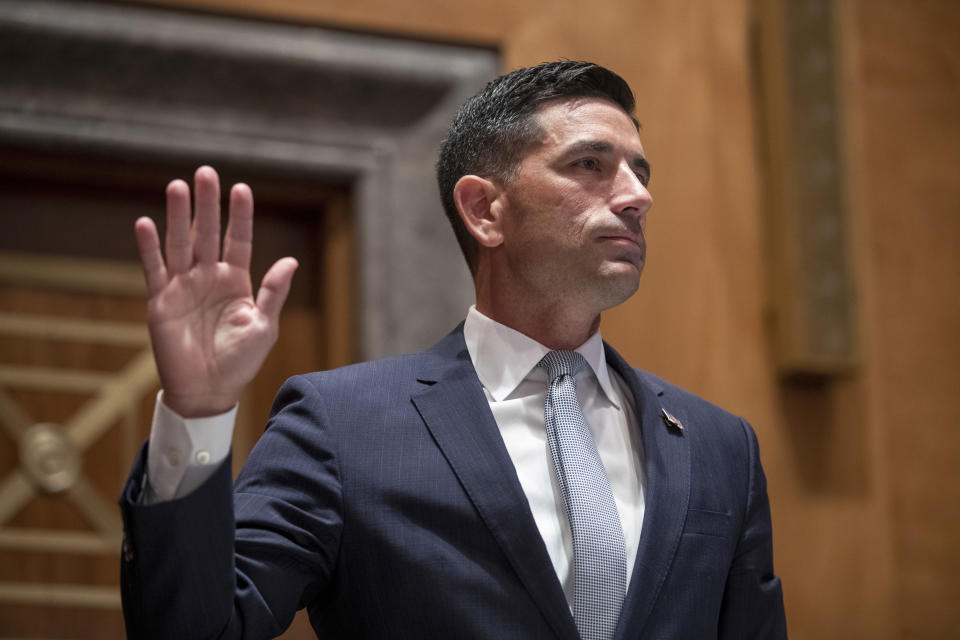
xmin=145 ymin=391 xmax=237 ymax=502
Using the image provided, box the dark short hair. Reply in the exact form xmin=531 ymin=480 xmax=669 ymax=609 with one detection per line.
xmin=436 ymin=60 xmax=638 ymax=275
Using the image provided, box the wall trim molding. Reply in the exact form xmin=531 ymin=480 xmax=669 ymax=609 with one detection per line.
xmin=0 ymin=0 xmax=497 ymax=357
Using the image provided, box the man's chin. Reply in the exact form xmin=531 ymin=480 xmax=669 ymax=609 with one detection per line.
xmin=603 ymin=258 xmax=645 ymax=281
xmin=596 ymin=263 xmax=642 ymax=307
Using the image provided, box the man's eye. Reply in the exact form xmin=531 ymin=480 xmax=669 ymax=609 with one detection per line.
xmin=575 ymin=158 xmax=600 ymax=171
xmin=635 ymin=172 xmax=650 ymax=187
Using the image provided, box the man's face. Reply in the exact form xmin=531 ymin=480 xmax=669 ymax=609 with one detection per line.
xmin=495 ymin=97 xmax=653 ymax=314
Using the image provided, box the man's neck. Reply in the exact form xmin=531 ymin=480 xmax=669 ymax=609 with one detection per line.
xmin=474 ymin=299 xmax=601 ymax=351
xmin=472 ymin=254 xmax=613 ymax=350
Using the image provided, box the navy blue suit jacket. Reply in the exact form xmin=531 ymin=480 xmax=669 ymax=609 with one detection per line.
xmin=119 ymin=326 xmax=786 ymax=639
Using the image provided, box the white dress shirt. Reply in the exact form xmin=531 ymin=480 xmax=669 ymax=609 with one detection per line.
xmin=144 ymin=306 xmax=646 ymax=599
xmin=144 ymin=391 xmax=235 ymax=502
xmin=463 ymin=306 xmax=645 ymax=600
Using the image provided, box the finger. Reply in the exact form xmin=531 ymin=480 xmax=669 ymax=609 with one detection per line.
xmin=192 ymin=166 xmax=221 ymax=264
xmin=134 ymin=216 xmax=168 ymax=297
xmin=222 ymin=183 xmax=253 ymax=270
xmin=165 ymin=179 xmax=192 ymax=275
xmin=256 ymin=257 xmax=299 ymax=323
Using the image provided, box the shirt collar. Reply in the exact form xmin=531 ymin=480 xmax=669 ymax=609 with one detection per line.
xmin=463 ymin=305 xmax=621 ymax=409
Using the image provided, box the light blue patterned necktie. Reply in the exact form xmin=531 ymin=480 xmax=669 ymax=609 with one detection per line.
xmin=539 ymin=350 xmax=626 ymax=640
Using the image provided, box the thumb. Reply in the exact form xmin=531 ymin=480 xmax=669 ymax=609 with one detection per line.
xmin=256 ymin=257 xmax=298 ymax=322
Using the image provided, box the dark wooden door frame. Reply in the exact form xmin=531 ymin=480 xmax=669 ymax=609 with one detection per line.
xmin=0 ymin=0 xmax=498 ymax=358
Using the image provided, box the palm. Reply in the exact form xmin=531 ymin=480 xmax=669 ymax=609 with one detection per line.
xmin=135 ymin=167 xmax=297 ymax=417
xmin=149 ymin=264 xmax=260 ymax=402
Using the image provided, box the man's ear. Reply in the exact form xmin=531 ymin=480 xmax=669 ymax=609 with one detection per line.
xmin=453 ymin=175 xmax=504 ymax=248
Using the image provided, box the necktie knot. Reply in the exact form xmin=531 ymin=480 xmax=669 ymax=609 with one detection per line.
xmin=538 ymin=350 xmax=588 ymax=382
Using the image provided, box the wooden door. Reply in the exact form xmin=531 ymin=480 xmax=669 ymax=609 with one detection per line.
xmin=0 ymin=150 xmax=354 ymax=639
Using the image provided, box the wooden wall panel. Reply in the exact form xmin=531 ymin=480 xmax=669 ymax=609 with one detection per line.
xmin=846 ymin=1 xmax=960 ymax=638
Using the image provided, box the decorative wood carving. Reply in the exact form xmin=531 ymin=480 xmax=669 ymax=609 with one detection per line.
xmin=0 ymin=252 xmax=155 ymax=611
xmin=753 ymin=0 xmax=858 ymax=375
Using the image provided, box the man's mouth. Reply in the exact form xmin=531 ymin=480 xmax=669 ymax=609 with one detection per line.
xmin=597 ymin=229 xmax=645 ymax=250
xmin=600 ymin=235 xmax=643 ymax=249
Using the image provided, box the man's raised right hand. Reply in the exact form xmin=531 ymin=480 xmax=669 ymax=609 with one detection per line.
xmin=134 ymin=166 xmax=298 ymax=418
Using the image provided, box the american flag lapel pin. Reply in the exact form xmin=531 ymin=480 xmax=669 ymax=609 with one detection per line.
xmin=661 ymin=408 xmax=684 ymax=433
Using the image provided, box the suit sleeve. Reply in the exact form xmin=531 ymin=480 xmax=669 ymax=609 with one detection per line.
xmin=118 ymin=375 xmax=343 ymax=640
xmin=717 ymin=420 xmax=788 ymax=639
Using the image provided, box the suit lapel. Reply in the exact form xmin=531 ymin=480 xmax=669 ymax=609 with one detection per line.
xmin=605 ymin=344 xmax=691 ymax=639
xmin=411 ymin=329 xmax=578 ymax=640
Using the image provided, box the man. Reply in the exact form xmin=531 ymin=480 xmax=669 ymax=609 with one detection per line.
xmin=120 ymin=61 xmax=787 ymax=639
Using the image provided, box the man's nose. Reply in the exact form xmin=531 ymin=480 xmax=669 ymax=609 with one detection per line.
xmin=611 ymin=163 xmax=653 ymax=227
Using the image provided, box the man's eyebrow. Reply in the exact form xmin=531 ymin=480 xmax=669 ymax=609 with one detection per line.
xmin=566 ymin=140 xmax=614 ymax=155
